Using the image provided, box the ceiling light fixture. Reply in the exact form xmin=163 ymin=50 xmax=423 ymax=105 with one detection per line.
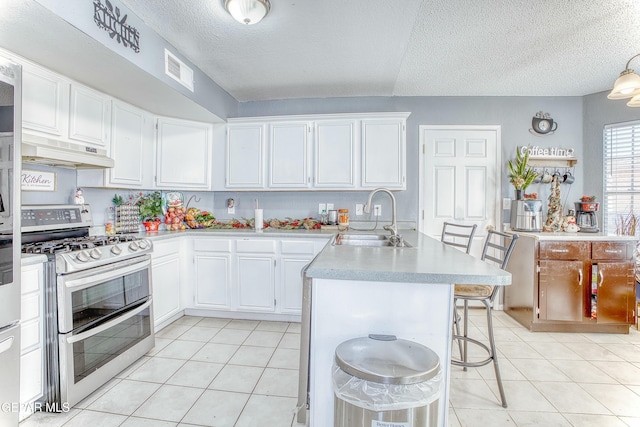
xmin=608 ymin=53 xmax=640 ymax=106
xmin=224 ymin=0 xmax=270 ymax=25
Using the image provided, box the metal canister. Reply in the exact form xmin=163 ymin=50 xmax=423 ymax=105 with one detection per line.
xmin=328 ymin=210 xmax=338 ymax=225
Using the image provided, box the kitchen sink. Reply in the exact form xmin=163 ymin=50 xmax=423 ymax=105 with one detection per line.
xmin=332 ymin=233 xmax=412 ymax=248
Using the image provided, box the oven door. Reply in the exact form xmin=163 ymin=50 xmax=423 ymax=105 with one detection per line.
xmin=57 ymin=255 xmax=151 ymax=334
xmin=58 ymin=298 xmax=154 ymax=407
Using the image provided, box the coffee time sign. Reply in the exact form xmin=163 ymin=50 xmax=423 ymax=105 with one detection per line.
xmin=22 ymin=170 xmax=56 ymax=191
xmin=519 ymin=145 xmax=575 ymax=158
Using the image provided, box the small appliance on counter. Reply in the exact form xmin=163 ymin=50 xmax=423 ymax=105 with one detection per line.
xmin=510 ymin=199 xmax=543 ymax=232
xmin=575 ymin=201 xmax=599 ymax=232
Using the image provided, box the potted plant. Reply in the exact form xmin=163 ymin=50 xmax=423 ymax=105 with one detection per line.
xmin=508 ymin=148 xmax=538 ymax=199
xmin=136 ymin=191 xmax=163 ymax=231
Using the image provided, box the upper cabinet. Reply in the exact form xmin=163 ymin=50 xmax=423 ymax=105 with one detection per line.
xmin=225 ymin=112 xmax=408 ymax=191
xmin=226 ymin=123 xmax=266 ymax=189
xmin=68 ymin=84 xmax=111 ymax=147
xmin=22 ymin=64 xmax=70 ymax=138
xmin=156 ymin=117 xmax=214 ymax=190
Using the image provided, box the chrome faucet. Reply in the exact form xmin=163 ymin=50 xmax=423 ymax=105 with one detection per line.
xmin=364 ymin=188 xmax=398 ymax=238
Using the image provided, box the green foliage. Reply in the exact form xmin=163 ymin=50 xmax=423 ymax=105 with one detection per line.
xmin=112 ymin=194 xmax=124 ymax=206
xmin=136 ymin=191 xmax=163 ymax=220
xmin=508 ymin=148 xmax=538 ymax=191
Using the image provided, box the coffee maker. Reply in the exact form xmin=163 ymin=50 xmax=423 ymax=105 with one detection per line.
xmin=575 ymin=202 xmax=599 ymax=232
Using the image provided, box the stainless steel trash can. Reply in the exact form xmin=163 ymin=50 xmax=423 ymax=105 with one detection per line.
xmin=333 ymin=334 xmax=442 ymax=427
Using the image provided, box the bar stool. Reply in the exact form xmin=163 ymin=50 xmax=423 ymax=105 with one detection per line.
xmin=440 ymin=222 xmax=477 ymax=254
xmin=451 ymin=230 xmax=518 ymax=408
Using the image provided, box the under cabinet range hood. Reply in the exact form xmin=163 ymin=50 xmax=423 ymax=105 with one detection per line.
xmin=22 ymin=134 xmax=114 ymax=169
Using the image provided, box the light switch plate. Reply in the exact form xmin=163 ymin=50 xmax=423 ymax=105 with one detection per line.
xmin=327 ymin=203 xmax=334 ymax=210
xmin=355 ymin=204 xmax=364 ymax=216
xmin=502 ymin=198 xmax=511 ymax=210
xmin=318 ymin=203 xmax=326 ymax=214
xmin=228 ymin=206 xmax=235 ymax=214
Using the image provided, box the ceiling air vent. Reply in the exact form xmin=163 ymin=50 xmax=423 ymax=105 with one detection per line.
xmin=164 ymin=49 xmax=194 ymax=92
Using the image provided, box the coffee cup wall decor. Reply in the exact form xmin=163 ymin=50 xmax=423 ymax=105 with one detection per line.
xmin=530 ymin=111 xmax=558 ymax=135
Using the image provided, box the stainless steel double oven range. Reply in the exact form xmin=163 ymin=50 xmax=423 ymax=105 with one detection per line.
xmin=21 ymin=204 xmax=154 ymax=408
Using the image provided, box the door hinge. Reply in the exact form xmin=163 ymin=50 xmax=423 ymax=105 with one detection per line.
xmin=422 ymin=144 xmax=425 ymax=154
xmin=421 ymin=210 xmax=424 ymax=220
xmin=536 ymin=307 xmax=540 ymax=316
xmin=274 ymin=259 xmax=276 ymax=267
xmin=536 ymin=265 xmax=541 ymax=273
xmin=274 ymin=298 xmax=277 ymax=307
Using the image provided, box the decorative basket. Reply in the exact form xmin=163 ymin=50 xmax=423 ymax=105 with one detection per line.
xmin=575 ymin=202 xmax=599 ymax=212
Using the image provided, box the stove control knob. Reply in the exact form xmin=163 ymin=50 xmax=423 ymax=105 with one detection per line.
xmin=111 ymin=245 xmax=122 ymax=255
xmin=76 ymin=251 xmax=90 ymax=262
xmin=128 ymin=242 xmax=139 ymax=252
xmin=137 ymin=240 xmax=149 ymax=250
xmin=90 ymin=248 xmax=102 ymax=260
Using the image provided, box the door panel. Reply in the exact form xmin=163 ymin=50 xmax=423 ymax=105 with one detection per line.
xmin=539 ymin=260 xmax=585 ymax=322
xmin=596 ymin=261 xmax=634 ymax=324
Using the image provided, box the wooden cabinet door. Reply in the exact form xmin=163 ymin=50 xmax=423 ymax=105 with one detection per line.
xmin=194 ymin=252 xmax=232 ymax=310
xmin=269 ymin=122 xmax=311 ymax=188
xmin=152 ymin=254 xmax=182 ymax=328
xmin=314 ymin=120 xmax=356 ymax=188
xmin=226 ymin=124 xmax=266 ymax=189
xmin=22 ymin=64 xmax=69 ymax=137
xmin=361 ymin=118 xmax=405 ymax=188
xmin=539 ymin=260 xmax=586 ymax=322
xmin=69 ymin=84 xmax=111 ymax=146
xmin=596 ymin=261 xmax=635 ymax=324
xmin=236 ymin=255 xmax=275 ymax=312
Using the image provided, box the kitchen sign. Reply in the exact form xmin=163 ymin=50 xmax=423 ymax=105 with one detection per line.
xmin=21 ymin=170 xmax=56 ymax=192
xmin=519 ymin=145 xmax=575 ymax=158
xmin=93 ymin=0 xmax=140 ymax=53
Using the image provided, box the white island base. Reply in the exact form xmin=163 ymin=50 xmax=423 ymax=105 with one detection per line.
xmin=308 ymin=277 xmax=454 ymax=427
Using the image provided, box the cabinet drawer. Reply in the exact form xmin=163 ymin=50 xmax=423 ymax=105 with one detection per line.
xmin=281 ymin=240 xmax=316 ymax=255
xmin=152 ymin=239 xmax=182 ymax=258
xmin=236 ymin=239 xmax=276 ymax=253
xmin=592 ymin=241 xmax=634 ymax=260
xmin=194 ymin=238 xmax=231 ymax=252
xmin=539 ymin=241 xmax=590 ymax=260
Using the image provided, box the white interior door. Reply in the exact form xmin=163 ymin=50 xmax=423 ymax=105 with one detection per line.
xmin=419 ymin=126 xmax=501 ymax=258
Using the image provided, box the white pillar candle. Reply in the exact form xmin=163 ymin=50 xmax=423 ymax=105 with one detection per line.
xmin=254 ymin=209 xmax=264 ymax=230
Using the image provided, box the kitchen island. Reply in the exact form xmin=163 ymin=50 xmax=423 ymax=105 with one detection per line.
xmin=300 ymin=231 xmax=512 ymax=427
xmin=504 ymin=231 xmax=637 ymax=334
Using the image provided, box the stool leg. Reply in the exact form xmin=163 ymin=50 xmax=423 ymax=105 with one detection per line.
xmin=453 ymin=299 xmax=464 ymax=360
xmin=484 ymin=298 xmax=507 ymax=408
xmin=462 ymin=300 xmax=469 ymax=372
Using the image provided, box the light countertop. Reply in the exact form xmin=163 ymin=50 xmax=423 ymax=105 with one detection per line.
xmin=505 ymin=230 xmax=638 ymax=241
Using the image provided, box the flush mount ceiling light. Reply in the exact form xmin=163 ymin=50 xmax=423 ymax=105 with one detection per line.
xmin=608 ymin=53 xmax=640 ymax=107
xmin=224 ymin=0 xmax=270 ymax=25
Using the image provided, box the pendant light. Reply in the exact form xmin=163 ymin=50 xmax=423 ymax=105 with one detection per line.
xmin=224 ymin=0 xmax=270 ymax=25
xmin=608 ymin=53 xmax=640 ymax=105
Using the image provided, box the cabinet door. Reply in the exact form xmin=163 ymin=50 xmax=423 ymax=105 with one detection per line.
xmin=314 ymin=120 xmax=356 ymax=188
xmin=269 ymin=122 xmax=311 ymax=188
xmin=194 ymin=252 xmax=232 ymax=310
xmin=280 ymin=257 xmax=311 ymax=314
xmin=236 ymin=255 xmax=275 ymax=312
xmin=226 ymin=124 xmax=266 ymax=188
xmin=69 ymin=84 xmax=111 ymax=146
xmin=539 ymin=260 xmax=586 ymax=322
xmin=596 ymin=261 xmax=635 ymax=324
xmin=107 ymin=101 xmax=153 ymax=188
xmin=22 ymin=64 xmax=69 ymax=137
xmin=152 ymin=254 xmax=182 ymax=327
xmin=361 ymin=119 xmax=405 ymax=188
xmin=156 ymin=117 xmax=213 ymax=189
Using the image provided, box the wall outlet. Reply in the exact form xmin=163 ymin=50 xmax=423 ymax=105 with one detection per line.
xmin=228 ymin=206 xmax=235 ymax=214
xmin=374 ymin=205 xmax=382 ymax=216
xmin=318 ymin=203 xmax=326 ymax=214
xmin=327 ymin=203 xmax=334 ymax=211
xmin=355 ymin=204 xmax=364 ymax=216
xmin=502 ymin=197 xmax=511 ymax=210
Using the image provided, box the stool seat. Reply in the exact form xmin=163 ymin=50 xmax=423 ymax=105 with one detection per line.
xmin=454 ymin=284 xmax=493 ymax=298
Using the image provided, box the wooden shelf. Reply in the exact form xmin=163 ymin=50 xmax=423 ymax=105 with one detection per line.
xmin=528 ymin=157 xmax=578 ymax=168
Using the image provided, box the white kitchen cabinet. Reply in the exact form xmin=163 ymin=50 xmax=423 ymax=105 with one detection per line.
xmin=156 ymin=117 xmax=213 ymax=190
xmin=193 ymin=238 xmax=232 ymax=310
xmin=68 ymin=84 xmax=111 ymax=147
xmin=20 ymin=260 xmax=45 ymax=421
xmin=361 ymin=117 xmax=406 ymax=189
xmin=269 ymin=121 xmax=311 ymax=188
xmin=226 ymin=123 xmax=266 ymax=189
xmin=279 ymin=239 xmax=325 ymax=314
xmin=152 ymin=241 xmax=183 ymax=329
xmin=22 ymin=63 xmax=69 ymax=137
xmin=77 ymin=100 xmax=154 ymax=188
xmin=314 ymin=119 xmax=357 ymax=188
xmin=236 ymin=239 xmax=276 ymax=312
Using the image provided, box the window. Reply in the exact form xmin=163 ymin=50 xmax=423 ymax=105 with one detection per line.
xmin=603 ymin=120 xmax=640 ymax=234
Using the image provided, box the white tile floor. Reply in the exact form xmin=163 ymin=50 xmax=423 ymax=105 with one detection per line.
xmin=19 ymin=310 xmax=640 ymax=427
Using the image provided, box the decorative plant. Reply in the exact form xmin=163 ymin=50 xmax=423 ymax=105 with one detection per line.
xmin=112 ymin=194 xmax=124 ymax=206
xmin=136 ymin=191 xmax=163 ymax=221
xmin=508 ymin=148 xmax=538 ymax=191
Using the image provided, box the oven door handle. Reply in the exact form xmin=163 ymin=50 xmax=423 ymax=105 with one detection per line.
xmin=61 ymin=257 xmax=150 ymax=293
xmin=65 ymin=299 xmax=152 ymax=344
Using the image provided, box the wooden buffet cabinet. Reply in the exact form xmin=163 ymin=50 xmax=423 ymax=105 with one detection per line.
xmin=504 ymin=233 xmax=636 ymax=333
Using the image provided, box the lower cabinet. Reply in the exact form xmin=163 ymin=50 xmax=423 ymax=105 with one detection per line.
xmin=20 ymin=260 xmax=45 ymax=421
xmin=190 ymin=236 xmax=328 ymax=318
xmin=151 ymin=240 xmax=183 ymax=329
xmin=505 ymin=235 xmax=636 ymax=333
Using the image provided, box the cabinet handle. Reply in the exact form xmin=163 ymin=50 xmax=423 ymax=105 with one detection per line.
xmin=551 ymin=249 xmax=569 ymax=253
xmin=578 ymin=269 xmax=582 ymax=286
xmin=598 ymin=270 xmax=604 ymax=287
xmin=604 ymin=249 xmax=622 ymax=254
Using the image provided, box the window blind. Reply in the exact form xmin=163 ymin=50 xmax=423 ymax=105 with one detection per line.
xmin=603 ymin=120 xmax=640 ymax=234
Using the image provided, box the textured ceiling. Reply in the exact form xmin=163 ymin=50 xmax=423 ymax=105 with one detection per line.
xmin=119 ymin=0 xmax=640 ymax=102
